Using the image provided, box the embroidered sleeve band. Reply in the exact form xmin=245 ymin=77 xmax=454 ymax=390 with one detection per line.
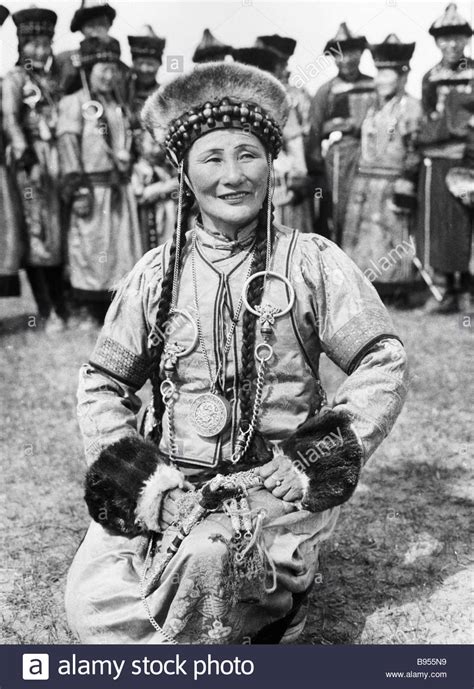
xmin=90 ymin=335 xmax=150 ymax=390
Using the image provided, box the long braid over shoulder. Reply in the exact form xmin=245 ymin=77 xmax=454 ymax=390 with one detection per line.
xmin=148 ymin=193 xmax=194 ymax=442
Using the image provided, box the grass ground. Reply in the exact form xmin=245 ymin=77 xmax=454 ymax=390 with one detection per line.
xmin=1 ymin=275 xmax=472 ymax=644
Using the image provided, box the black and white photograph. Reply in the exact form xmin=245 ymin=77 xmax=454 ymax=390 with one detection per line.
xmin=0 ymin=0 xmax=472 ymax=684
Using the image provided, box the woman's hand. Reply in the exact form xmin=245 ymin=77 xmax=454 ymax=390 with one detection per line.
xmin=257 ymin=454 xmax=308 ymax=503
xmin=158 ymin=484 xmax=194 ymax=531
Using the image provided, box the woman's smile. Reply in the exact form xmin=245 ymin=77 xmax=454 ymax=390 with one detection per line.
xmin=218 ymin=190 xmax=252 ymax=204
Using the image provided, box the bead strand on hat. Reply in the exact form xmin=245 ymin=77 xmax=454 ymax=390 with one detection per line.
xmin=164 ymin=98 xmax=283 ymax=163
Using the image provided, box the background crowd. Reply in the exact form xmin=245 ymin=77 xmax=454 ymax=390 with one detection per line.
xmin=0 ymin=0 xmax=472 ymax=333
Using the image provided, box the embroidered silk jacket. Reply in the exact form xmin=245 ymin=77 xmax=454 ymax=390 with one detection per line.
xmin=77 ymin=222 xmax=408 ymax=475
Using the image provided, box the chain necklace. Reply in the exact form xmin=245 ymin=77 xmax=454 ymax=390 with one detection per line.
xmin=190 ymin=229 xmax=256 ymax=438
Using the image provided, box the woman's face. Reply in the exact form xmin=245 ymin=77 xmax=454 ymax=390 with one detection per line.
xmin=186 ymin=129 xmax=269 ymax=230
xmin=22 ymin=36 xmax=52 ymax=69
xmin=133 ymin=57 xmax=161 ymax=86
xmin=90 ymin=62 xmax=119 ymax=94
xmin=436 ymin=34 xmax=469 ymax=65
xmin=375 ymin=68 xmax=403 ymax=99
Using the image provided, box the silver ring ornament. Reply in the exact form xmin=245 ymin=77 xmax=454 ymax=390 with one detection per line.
xmin=160 ymin=379 xmax=176 ymax=401
xmin=168 ymin=308 xmax=199 ymax=358
xmin=82 ymin=99 xmax=104 ymax=122
xmin=242 ymin=271 xmax=295 ymax=318
xmin=255 ymin=342 xmax=273 ymax=363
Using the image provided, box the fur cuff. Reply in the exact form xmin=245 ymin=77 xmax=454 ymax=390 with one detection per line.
xmin=135 ymin=464 xmax=185 ymax=532
xmin=280 ymin=411 xmax=364 ymax=513
xmin=84 ymin=436 xmax=165 ymax=536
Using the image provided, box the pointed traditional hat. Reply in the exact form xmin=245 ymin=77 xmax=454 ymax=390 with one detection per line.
xmin=324 ymin=22 xmax=368 ymax=54
xmin=79 ymin=35 xmax=120 ymax=67
xmin=192 ymin=28 xmax=232 ymax=63
xmin=13 ymin=5 xmax=57 ymax=40
xmin=142 ymin=61 xmax=289 ymax=164
xmin=70 ymin=0 xmax=116 ymax=33
xmin=128 ymin=24 xmax=166 ymax=61
xmin=255 ymin=34 xmax=296 ymax=60
xmin=370 ymin=34 xmax=415 ymax=71
xmin=0 ymin=5 xmax=9 ymax=26
xmin=232 ymin=46 xmax=281 ymax=74
xmin=429 ymin=3 xmax=472 ymax=37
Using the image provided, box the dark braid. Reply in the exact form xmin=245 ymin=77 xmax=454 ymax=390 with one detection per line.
xmin=148 ymin=192 xmax=194 ymax=442
xmin=239 ymin=199 xmax=275 ymax=429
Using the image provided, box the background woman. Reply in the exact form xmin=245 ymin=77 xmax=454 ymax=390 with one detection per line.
xmin=65 ymin=61 xmax=408 ymax=644
xmin=343 ymin=35 xmax=423 ymax=307
xmin=3 ymin=6 xmax=65 ymax=331
xmin=57 ymin=35 xmax=142 ymax=329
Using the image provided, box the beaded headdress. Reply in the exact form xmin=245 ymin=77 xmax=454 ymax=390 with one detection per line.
xmin=142 ymin=61 xmax=290 ymax=166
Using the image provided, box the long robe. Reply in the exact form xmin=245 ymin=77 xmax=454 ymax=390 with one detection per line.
xmin=0 ymin=77 xmax=24 ymax=296
xmin=306 ymin=72 xmax=374 ymax=244
xmin=57 ymin=88 xmax=143 ymax=301
xmin=343 ymin=93 xmax=422 ymax=295
xmin=65 ymin=221 xmax=408 ymax=644
xmin=2 ymin=65 xmax=62 ymax=268
xmin=415 ymin=59 xmax=473 ymax=273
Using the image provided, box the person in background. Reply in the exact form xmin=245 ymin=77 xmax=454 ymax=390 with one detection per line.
xmin=3 ymin=5 xmax=66 ymax=332
xmin=131 ymin=130 xmax=178 ymax=251
xmin=306 ymin=23 xmax=374 ymax=244
xmin=234 ymin=45 xmax=314 ymax=233
xmin=127 ymin=26 xmax=175 ymax=251
xmin=0 ymin=5 xmax=24 ymax=301
xmin=127 ymin=25 xmax=165 ymax=124
xmin=192 ymin=28 xmax=232 ymax=64
xmin=56 ymin=0 xmax=128 ymax=97
xmin=415 ymin=3 xmax=473 ymax=313
xmin=343 ymin=35 xmax=424 ymax=308
xmin=255 ymin=34 xmax=312 ymax=140
xmin=57 ymin=36 xmax=142 ymax=329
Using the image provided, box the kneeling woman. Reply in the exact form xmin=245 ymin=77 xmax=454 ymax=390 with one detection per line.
xmin=66 ymin=62 xmax=408 ymax=644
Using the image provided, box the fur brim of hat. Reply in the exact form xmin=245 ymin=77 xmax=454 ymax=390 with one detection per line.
xmin=324 ymin=36 xmax=367 ymax=54
xmin=142 ymin=61 xmax=289 ymax=137
xmin=0 ymin=5 xmax=9 ymax=26
xmin=70 ymin=3 xmax=116 ymax=33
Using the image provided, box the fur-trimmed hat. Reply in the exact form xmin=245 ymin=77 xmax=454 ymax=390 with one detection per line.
xmin=370 ymin=34 xmax=415 ymax=71
xmin=79 ymin=35 xmax=120 ymax=68
xmin=232 ymin=46 xmax=281 ymax=74
xmin=13 ymin=6 xmax=56 ymax=41
xmin=70 ymin=0 xmax=116 ymax=33
xmin=192 ymin=28 xmax=231 ymax=63
xmin=128 ymin=25 xmax=166 ymax=61
xmin=324 ymin=22 xmax=368 ymax=54
xmin=0 ymin=5 xmax=9 ymax=26
xmin=255 ymin=34 xmax=296 ymax=60
xmin=142 ymin=61 xmax=290 ymax=164
xmin=429 ymin=3 xmax=472 ymax=38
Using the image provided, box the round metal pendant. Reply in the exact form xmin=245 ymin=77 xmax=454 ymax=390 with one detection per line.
xmin=191 ymin=392 xmax=231 ymax=438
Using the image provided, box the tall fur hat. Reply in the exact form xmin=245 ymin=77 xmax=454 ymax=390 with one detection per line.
xmin=232 ymin=46 xmax=281 ymax=74
xmin=429 ymin=3 xmax=472 ymax=37
xmin=142 ymin=61 xmax=290 ymax=164
xmin=0 ymin=5 xmax=9 ymax=26
xmin=128 ymin=25 xmax=166 ymax=61
xmin=256 ymin=34 xmax=296 ymax=60
xmin=193 ymin=28 xmax=231 ymax=63
xmin=370 ymin=34 xmax=415 ymax=72
xmin=70 ymin=0 xmax=116 ymax=33
xmin=324 ymin=22 xmax=368 ymax=54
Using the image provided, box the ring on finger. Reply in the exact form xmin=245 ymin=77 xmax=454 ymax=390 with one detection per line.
xmin=275 ymin=479 xmax=283 ymax=487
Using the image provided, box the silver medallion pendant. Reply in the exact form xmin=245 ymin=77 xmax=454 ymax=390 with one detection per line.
xmin=191 ymin=392 xmax=231 ymax=437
